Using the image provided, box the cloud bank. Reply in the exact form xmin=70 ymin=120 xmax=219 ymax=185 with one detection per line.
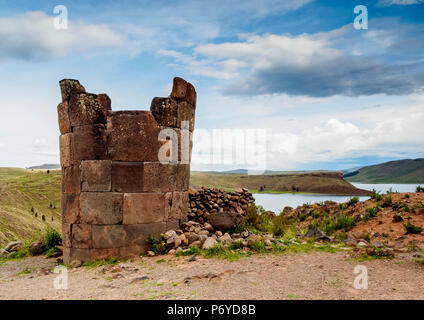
xmin=0 ymin=11 xmax=125 ymax=61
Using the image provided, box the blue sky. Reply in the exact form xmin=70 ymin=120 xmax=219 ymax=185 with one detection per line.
xmin=0 ymin=0 xmax=423 ymax=171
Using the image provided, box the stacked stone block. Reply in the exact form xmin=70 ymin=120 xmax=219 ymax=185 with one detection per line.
xmin=58 ymin=77 xmax=196 ymax=263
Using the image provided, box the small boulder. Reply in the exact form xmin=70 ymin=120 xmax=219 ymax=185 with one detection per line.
xmin=164 ymin=230 xmax=177 ymax=240
xmin=202 ymin=237 xmax=217 ymax=250
xmin=372 ymin=240 xmax=384 ymax=248
xmin=147 ymin=251 xmax=155 ymax=257
xmin=203 ymin=223 xmax=214 ymax=232
xmin=29 ymin=241 xmax=46 ymax=256
xmin=219 ymin=233 xmax=233 ymax=246
xmin=4 ymin=241 xmax=23 ymax=253
xmin=190 ymin=241 xmax=202 ymax=248
xmin=174 ymin=235 xmax=182 ymax=248
xmin=208 ymin=211 xmax=243 ymax=231
xmin=357 ymin=241 xmax=368 ymax=248
xmin=198 ymin=234 xmax=208 ymax=243
xmin=70 ymin=260 xmax=82 ymax=268
xmin=305 ymin=225 xmax=330 ymax=241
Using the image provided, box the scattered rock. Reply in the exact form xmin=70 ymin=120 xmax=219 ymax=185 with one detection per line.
xmin=357 ymin=241 xmax=368 ymax=248
xmin=372 ymin=240 xmax=384 ymax=248
xmin=4 ymin=241 xmax=23 ymax=253
xmin=164 ymin=230 xmax=177 ymax=240
xmin=190 ymin=241 xmax=202 ymax=248
xmin=219 ymin=233 xmax=233 ymax=246
xmin=70 ymin=260 xmax=82 ymax=268
xmin=147 ymin=251 xmax=155 ymax=257
xmin=305 ymin=225 xmax=330 ymax=241
xmin=188 ymin=255 xmax=197 ymax=262
xmin=202 ymin=237 xmax=217 ymax=250
xmin=29 ymin=241 xmax=46 ymax=256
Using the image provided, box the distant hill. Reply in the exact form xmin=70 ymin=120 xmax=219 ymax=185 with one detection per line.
xmin=344 ymin=158 xmax=424 ymax=183
xmin=190 ymin=171 xmax=369 ymax=195
xmin=27 ymin=164 xmax=60 ymax=170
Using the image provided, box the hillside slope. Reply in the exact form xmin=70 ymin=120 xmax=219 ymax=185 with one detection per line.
xmin=0 ymin=168 xmax=61 ymax=247
xmin=345 ymin=158 xmax=424 ymax=183
xmin=190 ymin=171 xmax=369 ymax=195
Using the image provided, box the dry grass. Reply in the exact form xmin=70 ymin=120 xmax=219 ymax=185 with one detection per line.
xmin=0 ymin=168 xmax=61 ymax=246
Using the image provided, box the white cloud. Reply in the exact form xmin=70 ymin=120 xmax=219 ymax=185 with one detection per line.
xmin=379 ymin=0 xmax=424 ymax=5
xmin=0 ymin=11 xmax=125 ymax=61
xmin=190 ymin=94 xmax=424 ymax=171
xmin=33 ymin=138 xmax=47 ymax=147
xmin=162 ymin=23 xmax=424 ymax=97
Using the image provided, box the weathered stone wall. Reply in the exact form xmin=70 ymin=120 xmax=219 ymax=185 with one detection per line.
xmin=58 ymin=77 xmax=196 ymax=263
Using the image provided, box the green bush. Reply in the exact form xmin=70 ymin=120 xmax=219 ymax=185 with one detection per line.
xmin=347 ymin=197 xmax=359 ymax=206
xmin=250 ymin=241 xmax=266 ymax=252
xmin=176 ymin=246 xmax=200 ymax=257
xmin=416 ymin=186 xmax=424 ymax=193
xmin=381 ymin=196 xmax=393 ymax=207
xmin=370 ymin=189 xmax=382 ymax=201
xmin=363 ymin=206 xmax=379 ymax=221
xmin=335 ymin=214 xmax=356 ymax=230
xmin=147 ymin=234 xmax=167 ymax=255
xmin=243 ymin=204 xmax=293 ymax=237
xmin=45 ymin=226 xmax=61 ymax=250
xmin=229 ymin=240 xmax=244 ymax=250
xmin=403 ymin=221 xmax=423 ymax=235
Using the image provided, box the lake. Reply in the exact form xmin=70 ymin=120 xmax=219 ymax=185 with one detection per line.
xmin=253 ymin=183 xmax=421 ymax=213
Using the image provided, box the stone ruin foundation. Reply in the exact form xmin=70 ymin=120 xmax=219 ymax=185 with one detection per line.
xmin=57 ymin=77 xmax=196 ymax=263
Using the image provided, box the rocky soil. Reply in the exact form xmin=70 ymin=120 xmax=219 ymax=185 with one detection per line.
xmin=1 ymin=251 xmax=423 ymax=300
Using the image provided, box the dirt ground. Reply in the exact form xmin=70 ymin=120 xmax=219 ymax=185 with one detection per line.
xmin=1 ymin=251 xmax=423 ymax=300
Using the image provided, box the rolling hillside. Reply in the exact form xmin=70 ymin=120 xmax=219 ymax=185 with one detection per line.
xmin=190 ymin=171 xmax=369 ymax=195
xmin=344 ymin=158 xmax=424 ymax=183
xmin=0 ymin=168 xmax=61 ymax=247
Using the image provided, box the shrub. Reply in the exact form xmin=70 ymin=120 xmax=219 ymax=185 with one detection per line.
xmin=363 ymin=207 xmax=379 ymax=221
xmin=176 ymin=246 xmax=200 ymax=257
xmin=250 ymin=241 xmax=266 ymax=252
xmin=416 ymin=186 xmax=424 ymax=193
xmin=147 ymin=234 xmax=167 ymax=255
xmin=335 ymin=214 xmax=356 ymax=231
xmin=337 ymin=203 xmax=348 ymax=211
xmin=320 ymin=214 xmax=356 ymax=234
xmin=45 ymin=226 xmax=61 ymax=250
xmin=229 ymin=240 xmax=244 ymax=250
xmin=403 ymin=221 xmax=423 ymax=235
xmin=370 ymin=189 xmax=382 ymax=201
xmin=347 ymin=197 xmax=359 ymax=206
xmin=381 ymin=196 xmax=393 ymax=207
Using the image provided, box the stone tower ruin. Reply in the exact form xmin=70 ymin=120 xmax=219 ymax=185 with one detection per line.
xmin=58 ymin=77 xmax=196 ymax=263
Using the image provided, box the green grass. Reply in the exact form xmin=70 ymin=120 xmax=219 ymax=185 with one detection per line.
xmin=0 ymin=168 xmax=61 ymax=247
xmin=173 ymin=240 xmax=345 ymax=262
xmin=82 ymin=257 xmax=119 ymax=268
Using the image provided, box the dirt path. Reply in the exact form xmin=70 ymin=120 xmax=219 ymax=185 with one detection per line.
xmin=1 ymin=252 xmax=423 ymax=300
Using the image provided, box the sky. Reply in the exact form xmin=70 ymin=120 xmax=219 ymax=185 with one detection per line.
xmin=0 ymin=0 xmax=423 ymax=171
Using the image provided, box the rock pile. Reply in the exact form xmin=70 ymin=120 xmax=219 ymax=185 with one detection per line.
xmin=154 ymin=220 xmax=278 ymax=255
xmin=187 ymin=187 xmax=255 ymax=224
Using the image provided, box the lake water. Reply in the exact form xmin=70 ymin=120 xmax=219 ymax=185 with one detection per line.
xmin=253 ymin=183 xmax=421 ymax=213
